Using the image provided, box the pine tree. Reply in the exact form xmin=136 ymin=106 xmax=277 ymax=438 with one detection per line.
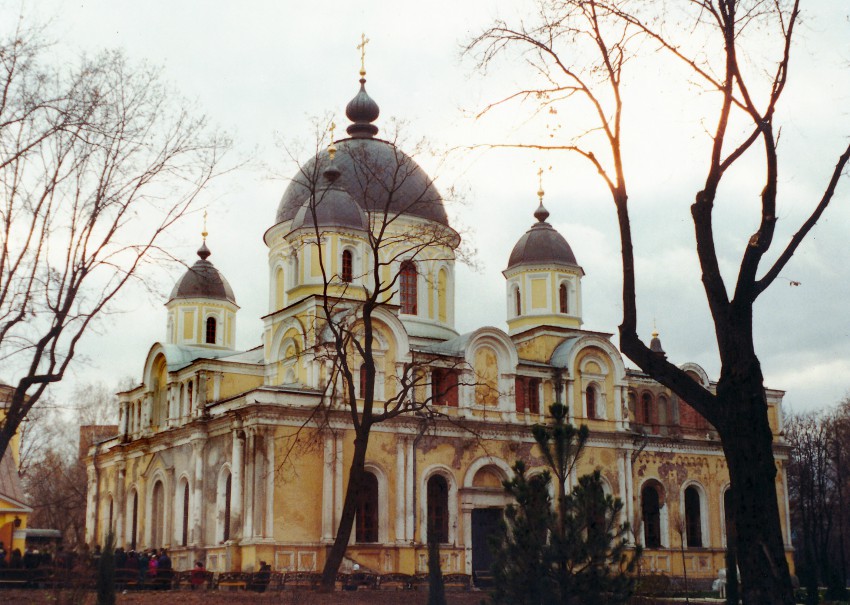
xmin=490 ymin=403 xmax=641 ymax=605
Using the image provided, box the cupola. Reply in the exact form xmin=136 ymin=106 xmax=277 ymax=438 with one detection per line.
xmin=165 ymin=225 xmax=239 ymax=349
xmin=503 ymin=173 xmax=585 ymax=335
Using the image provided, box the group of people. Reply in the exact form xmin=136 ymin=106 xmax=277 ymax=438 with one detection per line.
xmin=0 ymin=541 xmax=55 ymax=569
xmin=113 ymin=547 xmax=172 ymax=582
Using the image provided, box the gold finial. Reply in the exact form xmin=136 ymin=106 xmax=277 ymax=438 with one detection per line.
xmin=328 ymin=121 xmax=337 ymax=161
xmin=652 ymin=318 xmax=658 ymax=339
xmin=202 ymin=210 xmax=208 ymax=241
xmin=357 ymin=33 xmax=370 ymax=77
xmin=537 ymin=167 xmax=545 ymax=202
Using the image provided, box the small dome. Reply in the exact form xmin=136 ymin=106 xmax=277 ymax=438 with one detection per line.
xmin=289 ymin=185 xmax=368 ymax=233
xmin=276 ymin=138 xmax=450 ymax=227
xmin=650 ymin=330 xmax=666 ymax=356
xmin=345 ymin=78 xmax=380 ymax=138
xmin=506 ymin=203 xmax=579 ymax=270
xmin=168 ymin=244 xmax=236 ymax=304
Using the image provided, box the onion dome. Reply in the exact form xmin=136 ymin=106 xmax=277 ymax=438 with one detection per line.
xmin=345 ymin=78 xmax=380 ymax=139
xmin=277 ymin=140 xmax=450 ymax=228
xmin=289 ymin=185 xmax=368 ymax=233
xmin=168 ymin=242 xmax=236 ymax=304
xmin=506 ymin=200 xmax=580 ymax=270
xmin=650 ymin=329 xmax=666 ymax=357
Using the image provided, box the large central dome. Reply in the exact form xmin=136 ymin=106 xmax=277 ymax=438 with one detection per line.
xmin=276 ymin=137 xmax=449 ymax=227
xmin=276 ymin=77 xmax=449 ymax=228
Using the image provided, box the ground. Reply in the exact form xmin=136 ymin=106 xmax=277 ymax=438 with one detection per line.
xmin=0 ymin=589 xmax=486 ymax=604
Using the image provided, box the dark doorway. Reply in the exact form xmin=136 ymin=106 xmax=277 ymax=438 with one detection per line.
xmin=471 ymin=508 xmax=502 ymax=586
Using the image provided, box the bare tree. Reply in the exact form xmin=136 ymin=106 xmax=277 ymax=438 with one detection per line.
xmin=467 ymin=1 xmax=850 ymax=603
xmin=0 ymin=20 xmax=232 ymax=460
xmin=276 ymin=109 xmax=474 ymax=590
xmin=21 ymin=380 xmax=119 ymax=549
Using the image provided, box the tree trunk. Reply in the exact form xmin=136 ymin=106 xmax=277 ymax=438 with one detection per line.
xmin=320 ymin=430 xmax=370 ymax=592
xmin=716 ymin=379 xmax=793 ymax=605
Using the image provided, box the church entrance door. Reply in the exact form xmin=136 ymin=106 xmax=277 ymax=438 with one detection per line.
xmin=471 ymin=507 xmax=502 ymax=586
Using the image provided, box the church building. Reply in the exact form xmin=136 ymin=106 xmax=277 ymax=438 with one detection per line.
xmin=84 ymin=67 xmax=792 ymax=584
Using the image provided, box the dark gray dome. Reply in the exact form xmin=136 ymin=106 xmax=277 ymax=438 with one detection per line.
xmin=290 ymin=186 xmax=367 ymax=233
xmin=168 ymin=244 xmax=236 ymax=304
xmin=276 ymin=138 xmax=449 ymax=227
xmin=507 ymin=203 xmax=580 ymax=270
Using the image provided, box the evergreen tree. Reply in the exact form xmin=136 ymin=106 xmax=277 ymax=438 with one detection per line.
xmin=491 ymin=403 xmax=640 ymax=605
xmin=97 ymin=531 xmax=116 ymax=605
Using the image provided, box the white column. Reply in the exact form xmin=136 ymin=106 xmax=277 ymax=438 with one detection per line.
xmin=119 ymin=402 xmax=129 ymax=438
xmin=115 ymin=465 xmax=126 ymax=545
xmin=624 ymin=451 xmax=635 ymax=540
xmin=617 ymin=453 xmax=628 ymax=530
xmin=334 ymin=436 xmax=343 ymax=532
xmin=85 ymin=466 xmax=98 ymax=545
xmin=566 ymin=380 xmax=575 ymax=423
xmin=405 ymin=437 xmax=414 ymax=541
xmin=231 ymin=429 xmax=245 ymax=541
xmin=265 ymin=429 xmax=275 ymax=538
xmin=244 ymin=429 xmax=255 ymax=539
xmin=191 ymin=439 xmax=205 ymax=546
xmin=395 ymin=439 xmax=406 ymax=543
xmin=322 ymin=433 xmax=334 ymax=542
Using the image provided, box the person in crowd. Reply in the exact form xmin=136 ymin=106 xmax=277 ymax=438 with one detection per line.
xmin=9 ymin=548 xmax=22 ymax=568
xmin=157 ymin=548 xmax=171 ymax=571
xmin=190 ymin=560 xmax=206 ymax=590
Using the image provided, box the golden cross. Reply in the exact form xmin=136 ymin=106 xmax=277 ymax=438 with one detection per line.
xmin=328 ymin=121 xmax=337 ymax=160
xmin=202 ymin=210 xmax=208 ymax=240
xmin=537 ymin=167 xmax=545 ymax=202
xmin=357 ymin=33 xmax=370 ymax=76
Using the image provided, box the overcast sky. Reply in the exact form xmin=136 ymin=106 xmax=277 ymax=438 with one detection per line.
xmin=6 ymin=0 xmax=849 ymax=415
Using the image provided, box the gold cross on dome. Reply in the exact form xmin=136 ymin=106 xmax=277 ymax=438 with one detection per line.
xmin=537 ymin=167 xmax=545 ymax=202
xmin=357 ymin=33 xmax=370 ymax=76
xmin=328 ymin=121 xmax=337 ymax=160
xmin=202 ymin=210 xmax=208 ymax=241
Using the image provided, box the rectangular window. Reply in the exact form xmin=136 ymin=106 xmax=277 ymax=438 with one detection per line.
xmin=432 ymin=368 xmax=459 ymax=406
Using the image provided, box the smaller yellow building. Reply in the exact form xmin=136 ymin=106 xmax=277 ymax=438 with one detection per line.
xmin=0 ymin=383 xmax=30 ymax=561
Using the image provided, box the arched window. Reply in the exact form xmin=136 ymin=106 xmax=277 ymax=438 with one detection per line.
xmin=400 ymin=261 xmax=417 ymax=314
xmin=559 ymin=282 xmax=568 ymax=313
xmin=223 ymin=474 xmax=232 ymax=542
xmin=723 ymin=488 xmax=735 ymax=548
xmin=187 ymin=380 xmax=194 ymax=415
xmin=181 ymin=482 xmax=190 ymax=547
xmin=685 ymin=486 xmax=703 ymax=548
xmin=359 ymin=363 xmax=368 ymax=399
xmin=586 ymin=384 xmax=598 ymax=419
xmin=641 ymin=393 xmax=654 ymax=426
xmin=151 ymin=480 xmax=165 ymax=548
xmin=427 ymin=475 xmax=450 ymax=543
xmin=515 ymin=377 xmax=541 ymax=414
xmin=432 ymin=368 xmax=459 ymax=407
xmin=355 ymin=471 xmax=379 ymax=543
xmin=205 ymin=316 xmax=217 ymax=344
xmin=514 ymin=286 xmax=522 ymax=316
xmin=341 ymin=249 xmax=353 ymax=282
xmin=642 ymin=483 xmax=662 ymax=548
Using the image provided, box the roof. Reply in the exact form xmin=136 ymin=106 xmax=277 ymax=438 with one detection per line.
xmin=506 ymin=202 xmax=581 ymax=271
xmin=0 ymin=448 xmax=29 ymax=511
xmin=289 ymin=185 xmax=368 ymax=233
xmin=276 ymin=137 xmax=449 ymax=228
xmin=168 ymin=243 xmax=236 ymax=305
